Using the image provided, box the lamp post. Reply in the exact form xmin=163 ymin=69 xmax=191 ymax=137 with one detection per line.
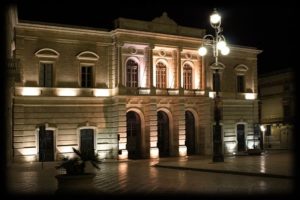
xmin=198 ymin=9 xmax=230 ymax=162
xmin=260 ymin=125 xmax=266 ymax=150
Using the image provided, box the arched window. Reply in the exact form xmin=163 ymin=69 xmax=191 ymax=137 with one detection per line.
xmin=156 ymin=62 xmax=167 ymax=89
xmin=183 ymin=64 xmax=193 ymax=89
xmin=126 ymin=59 xmax=139 ymax=87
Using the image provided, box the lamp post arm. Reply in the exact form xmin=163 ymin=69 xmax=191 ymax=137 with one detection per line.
xmin=202 ymin=35 xmax=215 ymax=46
xmin=203 ymin=34 xmax=215 ymax=40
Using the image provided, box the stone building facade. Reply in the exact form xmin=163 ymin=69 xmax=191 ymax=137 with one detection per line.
xmin=258 ymin=69 xmax=294 ymax=150
xmin=6 ymin=8 xmax=261 ymax=162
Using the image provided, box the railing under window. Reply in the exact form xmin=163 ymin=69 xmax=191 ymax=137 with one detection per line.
xmin=7 ymin=58 xmax=20 ymax=73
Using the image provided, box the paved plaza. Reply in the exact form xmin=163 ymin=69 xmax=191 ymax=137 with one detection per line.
xmin=5 ymin=150 xmax=296 ymax=197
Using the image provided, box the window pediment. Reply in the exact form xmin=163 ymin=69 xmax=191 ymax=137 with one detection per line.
xmin=76 ymin=51 xmax=99 ymax=61
xmin=210 ymin=62 xmax=225 ymax=70
xmin=234 ymin=64 xmax=249 ymax=73
xmin=35 ymin=48 xmax=60 ymax=58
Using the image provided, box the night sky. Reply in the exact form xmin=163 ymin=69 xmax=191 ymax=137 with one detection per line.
xmin=12 ymin=0 xmax=297 ymax=75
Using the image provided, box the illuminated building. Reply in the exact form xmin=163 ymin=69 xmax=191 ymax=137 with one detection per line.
xmin=5 ymin=7 xmax=261 ymax=162
xmin=258 ymin=69 xmax=294 ymax=150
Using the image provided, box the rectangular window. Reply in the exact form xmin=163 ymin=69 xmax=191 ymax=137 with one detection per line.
xmin=39 ymin=63 xmax=53 ymax=87
xmin=156 ymin=68 xmax=166 ymax=89
xmin=237 ymin=75 xmax=245 ymax=93
xmin=183 ymin=68 xmax=192 ymax=89
xmin=126 ymin=66 xmax=138 ymax=87
xmin=81 ymin=66 xmax=93 ymax=88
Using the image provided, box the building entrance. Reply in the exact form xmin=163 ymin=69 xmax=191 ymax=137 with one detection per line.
xmin=157 ymin=111 xmax=170 ymax=157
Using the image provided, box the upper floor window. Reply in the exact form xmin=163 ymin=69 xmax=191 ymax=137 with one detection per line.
xmin=81 ymin=66 xmax=93 ymax=88
xmin=183 ymin=64 xmax=192 ymax=90
xmin=234 ymin=64 xmax=248 ymax=93
xmin=156 ymin=62 xmax=167 ymax=89
xmin=237 ymin=75 xmax=245 ymax=93
xmin=213 ymin=72 xmax=220 ymax=92
xmin=126 ymin=59 xmax=139 ymax=87
xmin=39 ymin=63 xmax=53 ymax=87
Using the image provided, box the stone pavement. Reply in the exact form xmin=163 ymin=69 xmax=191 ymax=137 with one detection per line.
xmin=5 ymin=150 xmax=295 ymax=196
xmin=155 ymin=150 xmax=295 ymax=179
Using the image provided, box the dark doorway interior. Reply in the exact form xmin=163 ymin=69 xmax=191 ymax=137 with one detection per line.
xmin=39 ymin=126 xmax=54 ymax=162
xmin=185 ymin=111 xmax=196 ymax=155
xmin=80 ymin=129 xmax=94 ymax=155
xmin=126 ymin=111 xmax=142 ymax=159
xmin=237 ymin=124 xmax=246 ymax=152
xmin=157 ymin=111 xmax=170 ymax=157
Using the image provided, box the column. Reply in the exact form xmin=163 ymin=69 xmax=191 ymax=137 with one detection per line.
xmin=149 ymin=98 xmax=159 ymax=158
xmin=148 ymin=44 xmax=155 ymax=95
xmin=117 ymin=98 xmax=128 ymax=160
xmin=177 ymin=47 xmax=183 ymax=95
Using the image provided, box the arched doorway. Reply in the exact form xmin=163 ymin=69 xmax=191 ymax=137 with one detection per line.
xmin=157 ymin=111 xmax=170 ymax=157
xmin=38 ymin=125 xmax=54 ymax=162
xmin=237 ymin=124 xmax=246 ymax=152
xmin=185 ymin=111 xmax=196 ymax=155
xmin=126 ymin=111 xmax=142 ymax=159
xmin=80 ymin=129 xmax=94 ymax=155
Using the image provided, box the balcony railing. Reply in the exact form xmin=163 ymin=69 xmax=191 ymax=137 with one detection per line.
xmin=7 ymin=58 xmax=20 ymax=74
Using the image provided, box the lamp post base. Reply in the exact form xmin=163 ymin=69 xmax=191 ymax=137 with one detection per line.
xmin=212 ymin=154 xmax=224 ymax=162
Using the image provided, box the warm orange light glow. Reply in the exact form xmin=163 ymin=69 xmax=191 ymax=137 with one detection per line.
xmin=19 ymin=148 xmax=37 ymax=155
xmin=138 ymin=89 xmax=151 ymax=95
xmin=57 ymin=88 xmax=78 ymax=96
xmin=179 ymin=139 xmax=185 ymax=146
xmin=21 ymin=87 xmax=41 ymax=96
xmin=150 ymin=147 xmax=159 ymax=158
xmin=225 ymin=142 xmax=236 ymax=153
xmin=94 ymin=89 xmax=110 ymax=97
xmin=118 ymin=150 xmax=128 ymax=160
xmin=57 ymin=146 xmax=73 ymax=153
xmin=179 ymin=146 xmax=187 ymax=157
xmin=245 ymin=93 xmax=256 ymax=100
xmin=119 ymin=143 xmax=126 ymax=150
xmin=150 ymin=141 xmax=157 ymax=148
xmin=24 ymin=155 xmax=36 ymax=162
xmin=209 ymin=91 xmax=216 ymax=98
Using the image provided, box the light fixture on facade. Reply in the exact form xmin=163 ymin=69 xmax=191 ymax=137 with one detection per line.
xmin=245 ymin=93 xmax=256 ymax=100
xmin=94 ymin=89 xmax=110 ymax=97
xmin=57 ymin=88 xmax=78 ymax=96
xmin=21 ymin=87 xmax=41 ymax=96
xmin=179 ymin=146 xmax=187 ymax=156
xmin=150 ymin=148 xmax=159 ymax=159
xmin=209 ymin=91 xmax=216 ymax=98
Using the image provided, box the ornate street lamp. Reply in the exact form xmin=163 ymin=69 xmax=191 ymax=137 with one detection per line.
xmin=198 ymin=9 xmax=230 ymax=162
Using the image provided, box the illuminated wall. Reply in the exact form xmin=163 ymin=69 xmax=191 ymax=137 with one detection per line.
xmin=9 ymin=10 xmax=260 ymax=162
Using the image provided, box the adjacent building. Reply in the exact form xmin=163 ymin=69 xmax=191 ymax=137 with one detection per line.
xmin=258 ymin=68 xmax=295 ymax=150
xmin=6 ymin=7 xmax=261 ymax=162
